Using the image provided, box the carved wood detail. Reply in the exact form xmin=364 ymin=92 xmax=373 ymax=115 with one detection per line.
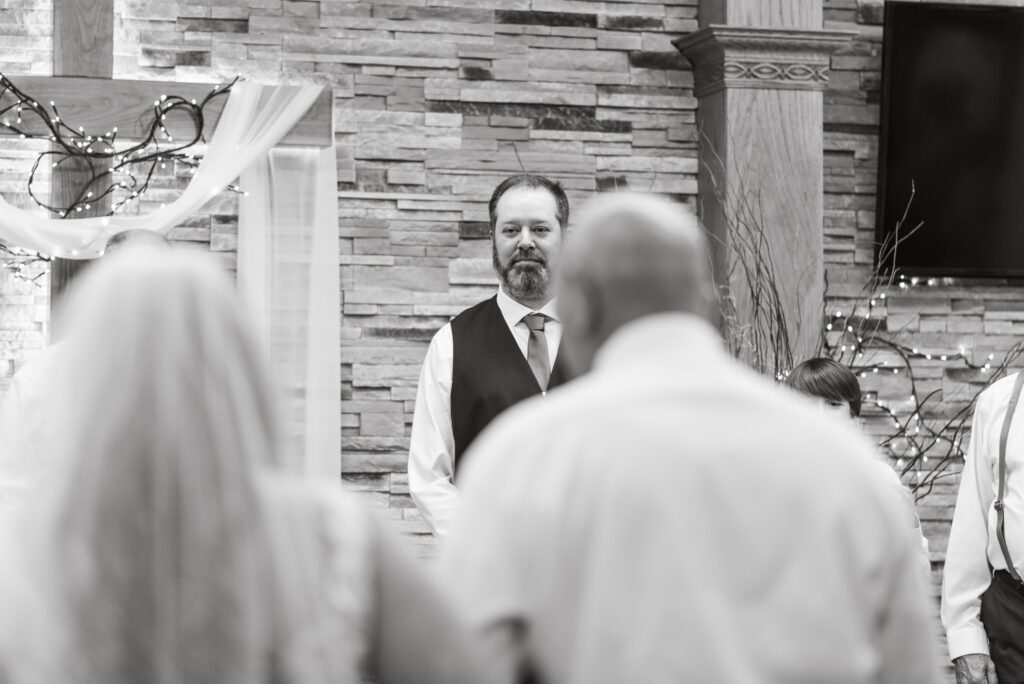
xmin=675 ymin=25 xmax=855 ymax=98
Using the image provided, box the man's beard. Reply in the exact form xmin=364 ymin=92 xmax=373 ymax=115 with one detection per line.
xmin=493 ymin=242 xmax=550 ymax=301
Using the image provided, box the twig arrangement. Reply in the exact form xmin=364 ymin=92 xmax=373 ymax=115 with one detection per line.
xmin=822 ymin=183 xmax=1024 ymax=499
xmin=698 ymin=132 xmax=794 ymax=379
xmin=0 ymin=242 xmax=48 ymax=284
xmin=701 ymin=150 xmax=1020 ymax=500
xmin=0 ymin=73 xmax=240 ymax=284
xmin=0 ymin=73 xmax=238 ymax=217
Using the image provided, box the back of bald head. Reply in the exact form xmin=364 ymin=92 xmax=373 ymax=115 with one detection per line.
xmin=104 ymin=229 xmax=171 ymax=256
xmin=560 ymin=191 xmax=715 ymax=329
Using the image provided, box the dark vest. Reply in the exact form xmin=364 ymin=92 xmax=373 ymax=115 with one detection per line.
xmin=451 ymin=296 xmax=571 ymax=472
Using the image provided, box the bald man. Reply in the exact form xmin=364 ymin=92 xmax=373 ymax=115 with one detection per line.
xmin=439 ymin=193 xmax=940 ymax=683
xmin=0 ymin=229 xmax=170 ymax=506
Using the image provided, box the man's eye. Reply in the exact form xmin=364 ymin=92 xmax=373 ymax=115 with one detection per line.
xmin=503 ymin=226 xmax=519 ymax=235
xmin=534 ymin=226 xmax=551 ymax=234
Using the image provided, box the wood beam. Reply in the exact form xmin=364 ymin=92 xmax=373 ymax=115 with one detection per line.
xmin=54 ymin=0 xmax=114 ymax=78
xmin=50 ymin=0 xmax=115 ymax=312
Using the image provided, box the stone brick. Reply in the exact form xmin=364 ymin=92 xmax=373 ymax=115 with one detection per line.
xmin=628 ymin=50 xmax=688 ymax=71
xmin=360 ymin=412 xmax=407 ymax=436
xmin=353 ymin=266 xmax=449 ymax=291
xmin=597 ymin=31 xmax=643 ymax=51
xmin=857 ymin=0 xmax=885 ymax=26
xmin=495 ymin=10 xmax=597 ymax=28
xmin=176 ymin=17 xmax=249 ymax=33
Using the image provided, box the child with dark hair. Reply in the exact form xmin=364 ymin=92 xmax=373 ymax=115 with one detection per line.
xmin=787 ymin=357 xmax=862 ymax=418
xmin=787 ymin=358 xmax=931 ymax=577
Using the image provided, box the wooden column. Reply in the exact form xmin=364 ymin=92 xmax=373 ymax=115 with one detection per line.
xmin=49 ymin=0 xmax=114 ymax=316
xmin=676 ymin=3 xmax=853 ymax=369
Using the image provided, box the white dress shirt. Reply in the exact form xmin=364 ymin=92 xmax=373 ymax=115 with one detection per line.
xmin=441 ymin=314 xmax=940 ymax=684
xmin=408 ymin=288 xmax=561 ymax=537
xmin=871 ymin=459 xmax=932 ymax=578
xmin=942 ymin=372 xmax=1024 ymax=659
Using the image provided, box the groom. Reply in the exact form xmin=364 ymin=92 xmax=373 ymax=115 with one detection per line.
xmin=408 ymin=175 xmax=573 ymax=537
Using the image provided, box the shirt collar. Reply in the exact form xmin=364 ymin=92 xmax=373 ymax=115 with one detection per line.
xmin=496 ymin=287 xmax=560 ymax=328
xmin=594 ymin=313 xmax=724 ymax=371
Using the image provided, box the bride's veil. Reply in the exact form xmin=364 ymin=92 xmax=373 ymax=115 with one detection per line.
xmin=2 ymin=248 xmax=291 ymax=683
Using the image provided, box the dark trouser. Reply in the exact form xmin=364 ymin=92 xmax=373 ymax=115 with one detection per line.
xmin=981 ymin=570 xmax=1024 ymax=682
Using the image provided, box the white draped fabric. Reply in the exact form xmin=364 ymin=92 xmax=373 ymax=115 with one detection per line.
xmin=0 ymin=82 xmax=323 ymax=258
xmin=0 ymin=80 xmax=340 ymax=480
xmin=239 ymin=147 xmax=341 ymax=480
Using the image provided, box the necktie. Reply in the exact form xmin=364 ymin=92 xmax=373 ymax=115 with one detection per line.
xmin=523 ymin=313 xmax=551 ymax=391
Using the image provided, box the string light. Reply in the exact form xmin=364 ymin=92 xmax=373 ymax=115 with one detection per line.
xmin=0 ymin=73 xmax=241 ymax=217
xmin=819 ymin=272 xmax=1024 ymax=501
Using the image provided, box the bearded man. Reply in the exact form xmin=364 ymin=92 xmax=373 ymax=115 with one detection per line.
xmin=408 ymin=174 xmax=572 ymax=537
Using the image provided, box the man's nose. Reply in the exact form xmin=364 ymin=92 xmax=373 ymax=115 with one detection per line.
xmin=517 ymin=228 xmax=536 ymax=248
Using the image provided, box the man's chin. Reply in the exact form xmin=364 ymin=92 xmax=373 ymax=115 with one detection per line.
xmin=505 ymin=273 xmax=550 ymax=301
xmin=511 ymin=261 xmax=545 ymax=273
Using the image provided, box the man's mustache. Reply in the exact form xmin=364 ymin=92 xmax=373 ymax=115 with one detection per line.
xmin=510 ymin=250 xmax=546 ymax=266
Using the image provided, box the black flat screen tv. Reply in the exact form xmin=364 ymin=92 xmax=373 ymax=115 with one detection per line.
xmin=877 ymin=1 xmax=1024 ymax=277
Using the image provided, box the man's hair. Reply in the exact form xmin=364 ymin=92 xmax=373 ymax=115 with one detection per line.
xmin=787 ymin=358 xmax=862 ymax=417
xmin=105 ymin=229 xmax=171 ymax=253
xmin=488 ymin=174 xmax=569 ymax=232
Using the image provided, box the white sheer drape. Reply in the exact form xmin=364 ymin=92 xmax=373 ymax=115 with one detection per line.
xmin=238 ymin=147 xmax=341 ymax=480
xmin=0 ymin=82 xmax=323 ymax=258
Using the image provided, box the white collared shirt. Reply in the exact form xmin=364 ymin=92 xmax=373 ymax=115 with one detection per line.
xmin=441 ymin=313 xmax=939 ymax=683
xmin=942 ymin=372 xmax=1024 ymax=659
xmin=407 ymin=288 xmax=561 ymax=537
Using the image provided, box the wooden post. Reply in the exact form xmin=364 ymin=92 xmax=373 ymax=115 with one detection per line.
xmin=49 ymin=0 xmax=115 ymax=317
xmin=676 ymin=3 xmax=853 ymax=368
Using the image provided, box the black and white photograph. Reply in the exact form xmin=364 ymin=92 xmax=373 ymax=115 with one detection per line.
xmin=0 ymin=0 xmax=1014 ymax=682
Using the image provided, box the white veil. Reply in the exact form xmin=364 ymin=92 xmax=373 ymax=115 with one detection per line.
xmin=0 ymin=248 xmax=350 ymax=683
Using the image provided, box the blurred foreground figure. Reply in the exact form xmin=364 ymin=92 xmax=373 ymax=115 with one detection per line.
xmin=786 ymin=358 xmax=931 ymax=577
xmin=0 ymin=229 xmax=171 ymax=507
xmin=0 ymin=249 xmax=493 ymax=684
xmin=441 ymin=192 xmax=940 ymax=684
xmin=943 ymin=371 xmax=1024 ymax=684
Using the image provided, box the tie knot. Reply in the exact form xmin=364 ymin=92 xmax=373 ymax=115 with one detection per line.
xmin=523 ymin=313 xmax=547 ymax=332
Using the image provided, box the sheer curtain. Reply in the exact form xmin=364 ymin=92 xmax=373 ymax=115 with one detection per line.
xmin=0 ymin=82 xmax=323 ymax=258
xmin=238 ymin=147 xmax=340 ymax=480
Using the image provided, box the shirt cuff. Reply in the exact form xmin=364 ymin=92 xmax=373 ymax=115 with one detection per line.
xmin=946 ymin=626 xmax=990 ymax=660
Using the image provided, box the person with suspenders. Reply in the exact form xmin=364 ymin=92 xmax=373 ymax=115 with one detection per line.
xmin=943 ymin=371 xmax=1024 ymax=683
xmin=407 ymin=175 xmax=573 ymax=538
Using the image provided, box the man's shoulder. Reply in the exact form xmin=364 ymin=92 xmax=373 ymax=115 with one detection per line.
xmin=450 ymin=296 xmax=498 ymax=327
xmin=975 ymin=371 xmax=1022 ymax=412
xmin=423 ymin=296 xmax=499 ymax=352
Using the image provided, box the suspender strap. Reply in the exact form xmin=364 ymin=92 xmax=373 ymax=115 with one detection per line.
xmin=996 ymin=372 xmax=1024 ymax=583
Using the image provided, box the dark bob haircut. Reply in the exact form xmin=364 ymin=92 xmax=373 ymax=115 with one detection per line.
xmin=786 ymin=357 xmax=862 ymax=418
xmin=488 ymin=174 xmax=570 ymax=233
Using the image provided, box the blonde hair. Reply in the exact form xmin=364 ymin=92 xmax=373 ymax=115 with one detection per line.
xmin=19 ymin=249 xmax=281 ymax=683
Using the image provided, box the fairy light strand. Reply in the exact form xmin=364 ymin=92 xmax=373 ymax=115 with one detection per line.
xmin=0 ymin=73 xmax=239 ymax=218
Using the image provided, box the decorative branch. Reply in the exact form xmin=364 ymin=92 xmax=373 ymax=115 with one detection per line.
xmin=697 ymin=145 xmax=1020 ymax=502
xmin=821 ymin=182 xmax=1020 ymax=499
xmin=699 ymin=128 xmax=794 ymax=379
xmin=0 ymin=241 xmax=49 ymax=285
xmin=0 ymin=73 xmax=239 ymax=218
